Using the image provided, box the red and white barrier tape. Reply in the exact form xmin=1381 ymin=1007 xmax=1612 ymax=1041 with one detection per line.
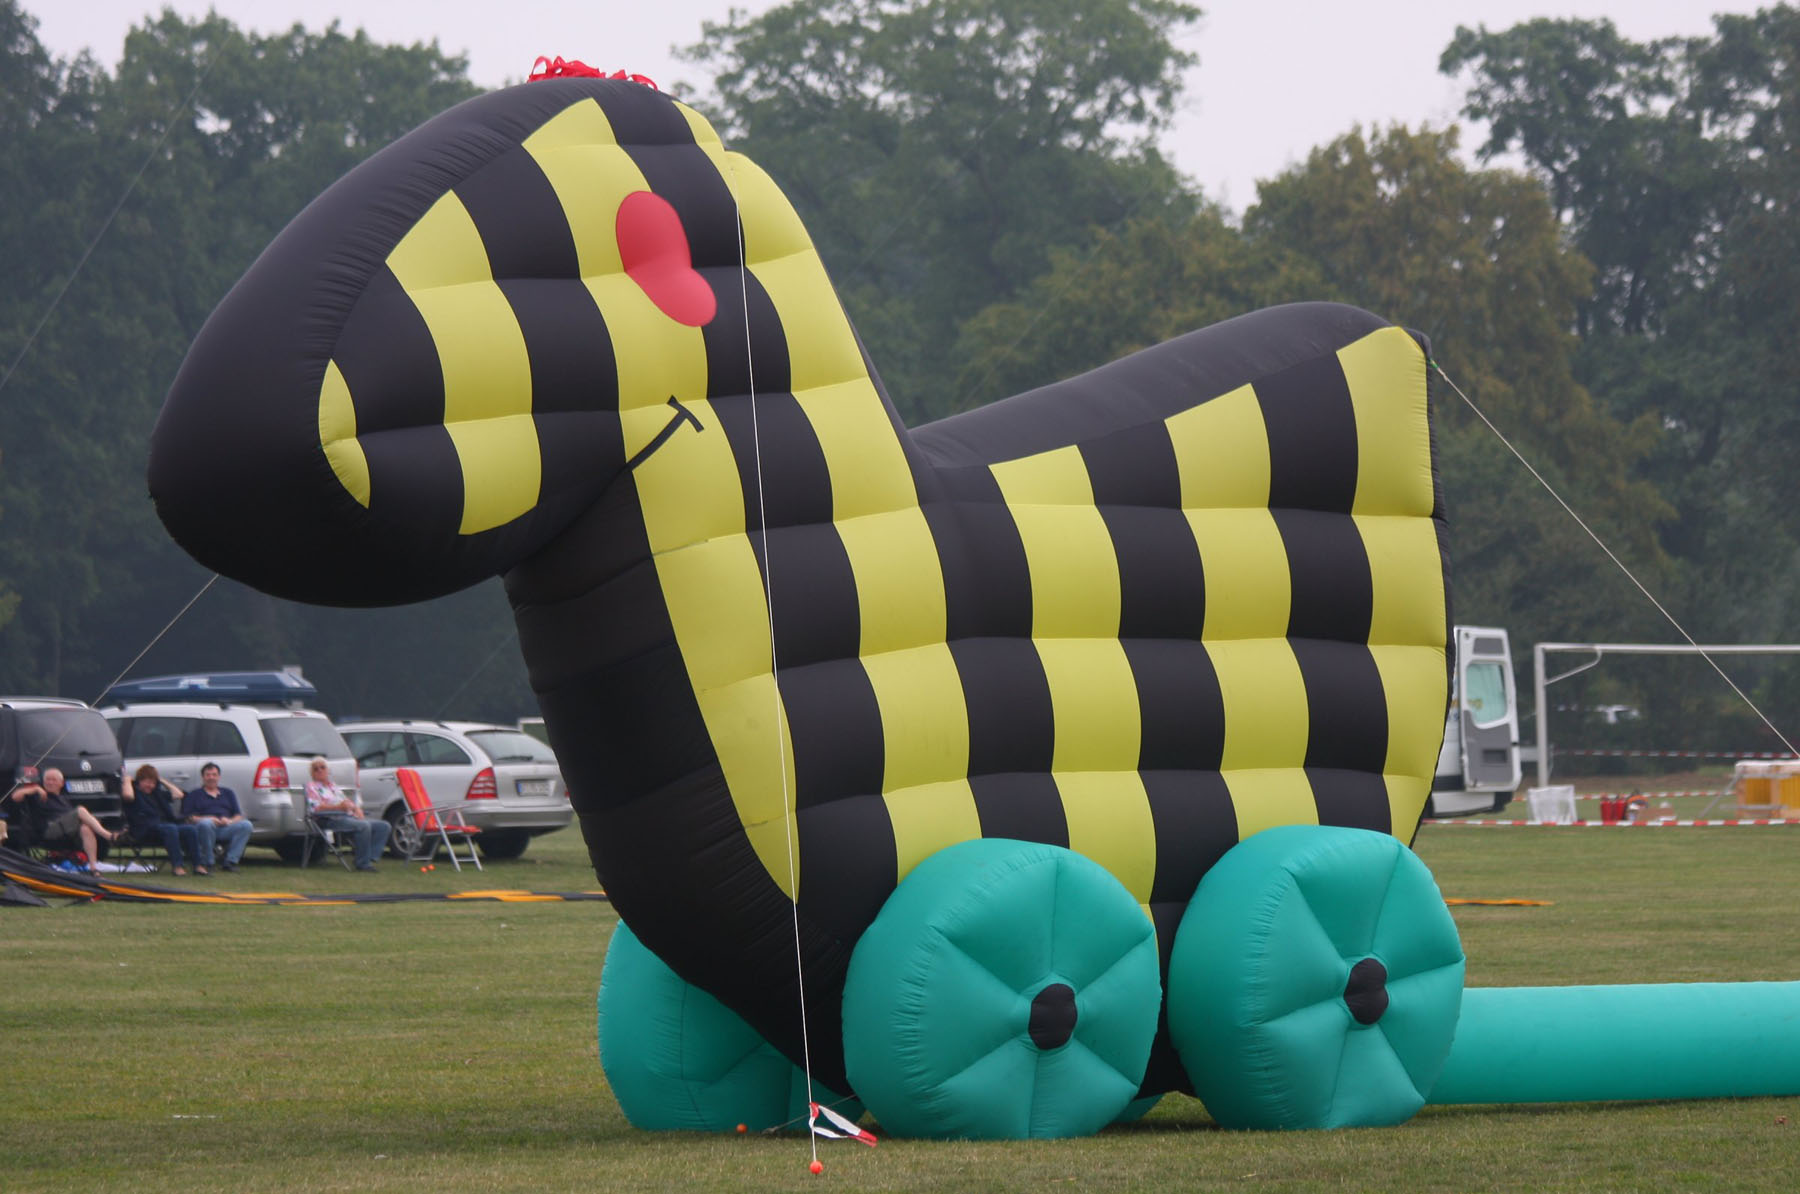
xmin=1571 ymin=790 xmax=1727 ymax=800
xmin=1422 ymin=818 xmax=1800 ymax=828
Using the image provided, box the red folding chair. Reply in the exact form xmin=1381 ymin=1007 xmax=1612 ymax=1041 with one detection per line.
xmin=395 ymin=767 xmax=483 ymax=872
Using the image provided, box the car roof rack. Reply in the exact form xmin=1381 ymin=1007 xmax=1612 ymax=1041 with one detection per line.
xmin=96 ymin=671 xmax=318 ymax=709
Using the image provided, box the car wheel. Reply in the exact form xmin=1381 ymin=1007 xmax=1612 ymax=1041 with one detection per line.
xmin=272 ymin=838 xmax=307 ymax=864
xmin=477 ymin=829 xmax=530 ymax=859
xmin=386 ymin=807 xmax=422 ymax=860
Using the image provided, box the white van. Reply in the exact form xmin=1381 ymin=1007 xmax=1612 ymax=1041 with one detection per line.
xmin=1429 ymin=626 xmax=1523 ymax=817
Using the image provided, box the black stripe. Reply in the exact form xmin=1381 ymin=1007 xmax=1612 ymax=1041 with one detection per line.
xmin=969 ymin=773 xmax=1068 ymax=846
xmin=953 ymin=638 xmax=1054 ymax=776
xmin=796 ymin=794 xmax=898 ymax=940
xmin=535 ymin=639 xmax=714 ymax=808
xmin=457 ymin=145 xmax=581 ymax=281
xmin=1141 ymin=900 xmax=1194 ymax=1096
xmin=491 ymin=276 xmax=622 ymax=532
xmin=1257 ymin=351 xmax=1358 ymax=513
xmin=1142 ymin=770 xmax=1238 ymax=905
xmin=757 ymin=522 xmax=860 ymax=667
xmin=1080 ymin=420 xmax=1182 ymax=509
xmin=359 ymin=424 xmax=462 ymax=541
xmin=1291 ymin=638 xmax=1388 ymax=774
xmin=701 ymin=266 xmax=791 ymax=398
xmin=1123 ymin=641 xmax=1225 ymax=771
xmin=332 ymin=266 xmax=444 ymax=436
xmin=1275 ymin=509 xmax=1373 ymax=644
xmin=495 ymin=278 xmax=617 ymax=414
xmin=591 ymin=82 xmax=701 ymax=149
xmin=508 ymin=472 xmax=714 ymax=810
xmin=782 ymin=658 xmax=885 ymax=810
xmin=1105 ymin=507 xmax=1206 ymax=641
xmin=625 ymin=142 xmax=745 ymax=270
xmin=928 ymin=469 xmax=1034 ymax=640
xmin=709 ymin=393 xmax=834 ymax=533
xmin=1307 ymin=767 xmax=1393 ymax=833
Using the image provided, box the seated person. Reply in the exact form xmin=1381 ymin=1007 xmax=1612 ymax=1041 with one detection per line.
xmin=121 ymin=763 xmax=204 ymax=876
xmin=7 ymin=767 xmax=119 ymax=866
xmin=303 ymin=755 xmax=389 ymax=872
xmin=183 ymin=762 xmax=254 ymax=872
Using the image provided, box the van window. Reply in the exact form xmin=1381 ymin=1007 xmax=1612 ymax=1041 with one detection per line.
xmin=1463 ymin=662 xmax=1511 ymax=728
xmin=409 ymin=733 xmax=472 ymax=766
xmin=196 ymin=719 xmax=249 ymax=757
xmin=260 ymin=716 xmax=349 ymax=759
xmin=112 ymin=715 xmax=191 ymax=757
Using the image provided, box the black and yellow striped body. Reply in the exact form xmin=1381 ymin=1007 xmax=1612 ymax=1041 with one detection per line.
xmin=150 ymin=80 xmax=1449 ymax=1095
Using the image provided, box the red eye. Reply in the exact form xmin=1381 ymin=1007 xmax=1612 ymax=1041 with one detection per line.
xmin=615 ymin=190 xmax=716 ymax=327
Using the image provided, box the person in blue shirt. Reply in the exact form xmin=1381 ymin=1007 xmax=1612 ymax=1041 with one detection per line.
xmin=184 ymin=762 xmax=254 ymax=872
xmin=121 ymin=764 xmax=205 ymax=876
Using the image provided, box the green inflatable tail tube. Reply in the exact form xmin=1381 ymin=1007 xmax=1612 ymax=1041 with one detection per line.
xmin=1431 ymin=982 xmax=1800 ymax=1105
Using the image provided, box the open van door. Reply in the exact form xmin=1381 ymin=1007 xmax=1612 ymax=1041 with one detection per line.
xmin=1456 ymin=626 xmax=1522 ymax=792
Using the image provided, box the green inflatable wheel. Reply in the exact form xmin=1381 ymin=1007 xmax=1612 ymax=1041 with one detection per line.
xmin=598 ymin=921 xmax=860 ymax=1132
xmin=842 ymin=838 xmax=1162 ymax=1139
xmin=1166 ymin=826 xmax=1464 ymax=1130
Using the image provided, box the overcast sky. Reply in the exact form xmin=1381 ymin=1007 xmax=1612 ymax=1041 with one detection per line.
xmin=28 ymin=1 xmax=1761 ymax=210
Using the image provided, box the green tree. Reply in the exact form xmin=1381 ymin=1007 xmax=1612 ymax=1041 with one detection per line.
xmin=0 ymin=7 xmax=537 ymax=721
xmin=681 ymin=0 xmax=1201 ymax=422
xmin=1442 ymin=9 xmax=1800 ymax=744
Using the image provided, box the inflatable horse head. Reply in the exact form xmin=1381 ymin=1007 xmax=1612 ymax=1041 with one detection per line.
xmin=150 ymin=78 xmax=1450 ymax=1115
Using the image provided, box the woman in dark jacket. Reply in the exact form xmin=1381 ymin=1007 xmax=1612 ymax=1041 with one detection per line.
xmin=121 ymin=764 xmax=204 ymax=875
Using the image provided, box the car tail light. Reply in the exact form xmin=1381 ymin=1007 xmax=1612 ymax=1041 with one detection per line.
xmin=254 ymin=757 xmax=289 ymax=788
xmin=466 ymin=767 xmax=497 ymax=799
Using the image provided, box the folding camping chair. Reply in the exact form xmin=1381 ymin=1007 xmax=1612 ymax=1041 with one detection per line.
xmin=395 ymin=767 xmax=482 ymax=871
xmin=300 ymin=804 xmax=354 ymax=870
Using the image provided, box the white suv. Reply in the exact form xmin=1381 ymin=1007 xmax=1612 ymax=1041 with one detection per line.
xmin=98 ymin=672 xmax=360 ymax=859
xmin=339 ymin=720 xmax=572 ymax=860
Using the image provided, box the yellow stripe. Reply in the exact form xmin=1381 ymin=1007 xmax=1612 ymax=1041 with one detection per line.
xmin=792 ymin=379 xmax=917 ymax=520
xmin=386 ymin=191 xmax=539 ymax=533
xmin=752 ymin=253 xmax=871 ymax=395
xmin=1371 ymin=643 xmax=1449 ymax=828
xmin=522 ymin=101 xmax=629 ymax=280
xmin=863 ymin=643 xmax=968 ymax=792
xmin=1338 ymin=327 xmax=1434 ymax=517
xmin=699 ymin=671 xmax=798 ymax=897
xmin=835 ymin=509 xmax=946 ymax=658
xmin=1357 ymin=513 xmax=1447 ymax=648
xmin=1169 ymin=383 xmax=1269 ymax=510
xmin=1038 ymin=640 xmax=1140 ymax=772
xmin=991 ymin=448 xmax=1121 ymax=639
xmin=1211 ymin=638 xmax=1308 ymax=770
xmin=1057 ymin=771 xmax=1155 ymax=901
xmin=1188 ymin=508 xmax=1290 ymax=641
xmin=317 ymin=360 xmax=370 ymax=507
xmin=1223 ymin=769 xmax=1321 ymax=838
xmin=884 ymin=777 xmax=982 ymax=883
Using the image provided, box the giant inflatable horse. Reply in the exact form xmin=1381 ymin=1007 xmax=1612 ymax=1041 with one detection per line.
xmin=148 ymin=77 xmax=1799 ymax=1138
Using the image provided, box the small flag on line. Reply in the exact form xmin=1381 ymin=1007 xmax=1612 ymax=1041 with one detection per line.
xmin=809 ymin=1102 xmax=877 ymax=1147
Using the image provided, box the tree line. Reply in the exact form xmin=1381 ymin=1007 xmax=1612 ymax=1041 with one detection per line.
xmin=1 ymin=0 xmax=1794 ymax=752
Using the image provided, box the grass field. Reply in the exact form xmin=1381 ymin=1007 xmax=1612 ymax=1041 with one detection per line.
xmin=3 ymin=823 xmax=1796 ymax=1192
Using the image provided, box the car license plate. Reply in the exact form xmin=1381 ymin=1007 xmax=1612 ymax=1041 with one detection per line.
xmin=515 ymin=779 xmax=553 ymax=798
xmin=63 ymin=778 xmax=106 ymax=794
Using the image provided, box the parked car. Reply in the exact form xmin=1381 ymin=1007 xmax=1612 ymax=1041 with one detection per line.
xmin=339 ymin=720 xmax=573 ymax=860
xmin=97 ymin=671 xmax=359 ymax=860
xmin=1 ymin=697 xmax=125 ymax=832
